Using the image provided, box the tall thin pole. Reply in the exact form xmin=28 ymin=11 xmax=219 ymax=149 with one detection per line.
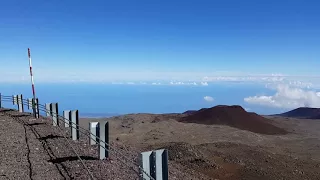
xmin=28 ymin=48 xmax=37 ymax=118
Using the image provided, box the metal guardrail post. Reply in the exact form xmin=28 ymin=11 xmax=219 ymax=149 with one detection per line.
xmin=45 ymin=103 xmax=51 ymax=116
xmin=0 ymin=93 xmax=2 ymax=108
xmin=31 ymin=98 xmax=36 ymax=118
xmin=13 ymin=95 xmax=18 ymax=105
xmin=18 ymin=94 xmax=24 ymax=113
xmin=89 ymin=122 xmax=99 ymax=145
xmin=150 ymin=152 xmax=156 ymax=178
xmin=51 ymin=103 xmax=59 ymax=126
xmin=31 ymin=98 xmax=39 ymax=118
xmin=140 ymin=149 xmax=169 ymax=180
xmin=71 ymin=110 xmax=79 ymax=140
xmin=63 ymin=110 xmax=71 ymax=127
xmin=28 ymin=98 xmax=32 ymax=110
xmin=139 ymin=151 xmax=153 ymax=180
xmin=99 ymin=121 xmax=109 ymax=159
xmin=156 ymin=149 xmax=169 ymax=180
xmin=35 ymin=98 xmax=39 ymax=118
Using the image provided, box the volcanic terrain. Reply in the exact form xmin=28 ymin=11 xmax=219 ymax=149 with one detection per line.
xmin=79 ymin=105 xmax=320 ymax=180
xmin=179 ymin=105 xmax=287 ymax=135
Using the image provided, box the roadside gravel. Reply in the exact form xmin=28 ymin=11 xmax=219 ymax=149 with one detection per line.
xmin=0 ymin=109 xmax=203 ymax=180
xmin=0 ymin=109 xmax=142 ymax=180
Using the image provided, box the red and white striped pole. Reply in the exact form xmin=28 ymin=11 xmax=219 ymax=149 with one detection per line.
xmin=28 ymin=48 xmax=37 ymax=118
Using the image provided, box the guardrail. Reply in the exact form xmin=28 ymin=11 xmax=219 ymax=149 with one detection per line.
xmin=0 ymin=93 xmax=169 ymax=180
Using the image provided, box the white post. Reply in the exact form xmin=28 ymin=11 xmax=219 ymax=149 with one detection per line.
xmin=154 ymin=149 xmax=169 ymax=180
xmin=139 ymin=149 xmax=169 ymax=180
xmin=63 ymin=110 xmax=71 ymax=127
xmin=13 ymin=95 xmax=18 ymax=105
xmin=51 ymin=103 xmax=59 ymax=126
xmin=89 ymin=122 xmax=98 ymax=145
xmin=99 ymin=121 xmax=109 ymax=159
xmin=18 ymin=94 xmax=24 ymax=113
xmin=28 ymin=98 xmax=33 ymax=110
xmin=71 ymin=110 xmax=79 ymax=140
xmin=139 ymin=151 xmax=153 ymax=180
xmin=45 ymin=103 xmax=51 ymax=116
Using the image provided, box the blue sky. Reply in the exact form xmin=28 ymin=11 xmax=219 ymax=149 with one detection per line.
xmin=1 ymin=0 xmax=320 ymax=114
xmin=1 ymin=0 xmax=320 ymax=83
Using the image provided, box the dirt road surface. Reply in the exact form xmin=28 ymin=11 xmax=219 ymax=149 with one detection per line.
xmin=1 ymin=107 xmax=320 ymax=180
xmin=0 ymin=109 xmax=169 ymax=180
xmin=81 ymin=113 xmax=320 ymax=180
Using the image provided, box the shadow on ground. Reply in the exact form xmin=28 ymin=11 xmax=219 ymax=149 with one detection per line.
xmin=28 ymin=122 xmax=46 ymax=126
xmin=38 ymin=134 xmax=65 ymax=141
xmin=48 ymin=156 xmax=98 ymax=163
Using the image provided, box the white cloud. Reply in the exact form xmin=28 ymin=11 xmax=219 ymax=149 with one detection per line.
xmin=204 ymin=96 xmax=214 ymax=102
xmin=244 ymin=84 xmax=320 ymax=109
xmin=2 ymin=65 xmax=319 ymax=89
xmin=265 ymin=80 xmax=315 ymax=90
xmin=288 ymin=81 xmax=313 ymax=89
xmin=201 ymin=82 xmax=208 ymax=86
xmin=170 ymin=81 xmax=184 ymax=85
xmin=169 ymin=81 xmax=197 ymax=86
xmin=127 ymin=82 xmax=135 ymax=85
xmin=151 ymin=82 xmax=161 ymax=85
xmin=244 ymin=107 xmax=251 ymax=111
xmin=202 ymin=74 xmax=320 ymax=89
xmin=202 ymin=74 xmax=285 ymax=83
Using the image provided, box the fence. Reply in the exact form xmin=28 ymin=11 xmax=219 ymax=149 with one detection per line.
xmin=0 ymin=93 xmax=169 ymax=180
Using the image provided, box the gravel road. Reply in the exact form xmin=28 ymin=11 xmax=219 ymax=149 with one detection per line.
xmin=80 ymin=113 xmax=320 ymax=180
xmin=0 ymin=108 xmax=203 ymax=180
xmin=0 ymin=109 xmax=144 ymax=180
xmin=4 ymin=107 xmax=318 ymax=180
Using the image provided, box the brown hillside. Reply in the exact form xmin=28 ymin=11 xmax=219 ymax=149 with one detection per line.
xmin=179 ymin=105 xmax=287 ymax=135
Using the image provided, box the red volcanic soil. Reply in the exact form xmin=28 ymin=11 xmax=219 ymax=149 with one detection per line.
xmin=278 ymin=107 xmax=320 ymax=119
xmin=179 ymin=105 xmax=287 ymax=135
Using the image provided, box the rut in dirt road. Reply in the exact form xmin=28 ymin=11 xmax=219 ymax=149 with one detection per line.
xmin=0 ymin=109 xmax=70 ymax=180
xmin=15 ymin=114 xmax=73 ymax=179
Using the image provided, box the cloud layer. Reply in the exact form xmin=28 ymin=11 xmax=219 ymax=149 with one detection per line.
xmin=244 ymin=85 xmax=320 ymax=109
xmin=203 ymin=74 xmax=320 ymax=89
xmin=204 ymin=96 xmax=214 ymax=102
xmin=200 ymin=82 xmax=208 ymax=86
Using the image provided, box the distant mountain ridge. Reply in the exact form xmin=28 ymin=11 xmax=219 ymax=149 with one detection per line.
xmin=276 ymin=107 xmax=320 ymax=119
xmin=80 ymin=112 xmax=120 ymax=118
xmin=180 ymin=105 xmax=287 ymax=135
xmin=182 ymin=108 xmax=208 ymax=115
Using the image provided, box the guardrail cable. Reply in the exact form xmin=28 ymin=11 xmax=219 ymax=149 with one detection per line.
xmin=1 ymin=96 xmax=154 ymax=180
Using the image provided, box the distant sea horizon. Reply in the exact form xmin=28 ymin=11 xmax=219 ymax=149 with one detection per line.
xmin=0 ymin=83 xmax=288 ymax=118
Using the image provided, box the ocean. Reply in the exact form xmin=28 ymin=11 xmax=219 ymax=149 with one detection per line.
xmin=0 ymin=83 xmax=281 ymax=117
